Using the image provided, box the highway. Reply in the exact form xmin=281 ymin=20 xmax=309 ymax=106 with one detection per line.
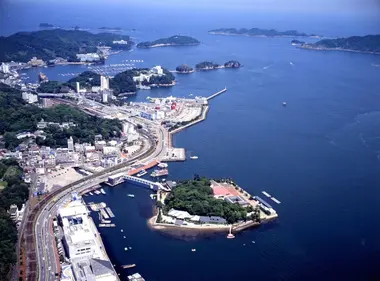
xmin=27 ymin=122 xmax=167 ymax=281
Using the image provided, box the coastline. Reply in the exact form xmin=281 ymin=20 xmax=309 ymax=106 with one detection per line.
xmin=208 ymin=31 xmax=320 ymax=38
xmin=138 ymin=43 xmax=200 ymax=49
xmin=299 ymin=45 xmax=380 ymax=55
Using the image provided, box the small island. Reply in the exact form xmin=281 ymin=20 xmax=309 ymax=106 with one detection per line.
xmin=224 ymin=60 xmax=241 ymax=68
xmin=291 ymin=39 xmax=305 ymax=46
xmin=300 ymin=35 xmax=380 ymax=55
xmin=39 ymin=23 xmax=55 ymax=28
xmin=175 ymin=64 xmax=194 ymax=74
xmin=209 ymin=27 xmax=318 ymax=38
xmin=195 ymin=61 xmax=222 ymax=71
xmin=150 ymin=176 xmax=278 ymax=233
xmin=137 ymin=35 xmax=200 ymax=49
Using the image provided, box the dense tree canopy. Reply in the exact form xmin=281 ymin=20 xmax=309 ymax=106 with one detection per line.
xmin=137 ymin=35 xmax=200 ymax=48
xmin=209 ymin=27 xmax=311 ymax=37
xmin=0 ymin=159 xmax=29 ymax=279
xmin=307 ymin=35 xmax=380 ymax=53
xmin=164 ymin=178 xmax=248 ymax=223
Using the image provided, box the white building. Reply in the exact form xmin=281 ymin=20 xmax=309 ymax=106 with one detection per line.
xmin=76 ymin=82 xmax=80 ymax=93
xmin=112 ymin=39 xmax=128 ymax=45
xmin=100 ymin=76 xmax=109 ymax=90
xmin=102 ymin=91 xmax=108 ymax=103
xmin=151 ymin=65 xmax=163 ymax=75
xmin=22 ymin=92 xmax=38 ymax=103
xmin=67 ymin=136 xmax=74 ymax=152
xmin=1 ymin=62 xmax=10 ymax=74
xmin=76 ymin=53 xmax=101 ymax=62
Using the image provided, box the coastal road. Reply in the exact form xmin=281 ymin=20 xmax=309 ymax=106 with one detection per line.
xmin=30 ymin=129 xmax=160 ymax=281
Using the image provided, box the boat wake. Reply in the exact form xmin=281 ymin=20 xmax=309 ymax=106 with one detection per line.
xmin=263 ymin=64 xmax=272 ymax=70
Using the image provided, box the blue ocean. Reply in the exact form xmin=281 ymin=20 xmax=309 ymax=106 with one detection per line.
xmin=2 ymin=2 xmax=380 ymax=280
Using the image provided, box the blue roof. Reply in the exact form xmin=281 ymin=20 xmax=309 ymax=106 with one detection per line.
xmin=254 ymin=196 xmax=273 ymax=209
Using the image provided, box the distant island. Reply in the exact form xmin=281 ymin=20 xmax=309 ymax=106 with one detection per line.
xmin=137 ymin=35 xmax=200 ymax=49
xmin=39 ymin=23 xmax=54 ymax=28
xmin=0 ymin=29 xmax=134 ymax=63
xmin=175 ymin=64 xmax=194 ymax=74
xmin=209 ymin=28 xmax=318 ymax=38
xmin=195 ymin=60 xmax=241 ymax=71
xmin=299 ymin=35 xmax=380 ymax=55
xmin=291 ymin=39 xmax=305 ymax=45
xmin=99 ymin=27 xmax=122 ymax=31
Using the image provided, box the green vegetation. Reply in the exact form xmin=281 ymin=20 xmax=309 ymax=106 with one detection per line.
xmin=175 ymin=64 xmax=194 ymax=73
xmin=110 ymin=69 xmax=139 ymax=94
xmin=164 ymin=177 xmax=248 ymax=223
xmin=37 ymin=81 xmax=72 ymax=93
xmin=147 ymin=68 xmax=175 ymax=85
xmin=209 ymin=28 xmax=314 ymax=37
xmin=0 ymin=83 xmax=122 ymax=149
xmin=195 ymin=61 xmax=220 ymax=70
xmin=0 ymin=158 xmax=29 ymax=279
xmin=137 ymin=35 xmax=200 ymax=48
xmin=302 ymin=35 xmax=380 ymax=54
xmin=224 ymin=60 xmax=241 ymax=68
xmin=0 ymin=29 xmax=133 ymax=62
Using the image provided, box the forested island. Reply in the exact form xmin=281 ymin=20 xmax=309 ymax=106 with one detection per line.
xmin=175 ymin=64 xmax=194 ymax=73
xmin=0 ymin=29 xmax=134 ymax=62
xmin=299 ymin=35 xmax=380 ymax=54
xmin=137 ymin=35 xmax=200 ymax=48
xmin=291 ymin=39 xmax=305 ymax=45
xmin=37 ymin=67 xmax=175 ymax=95
xmin=0 ymin=83 xmax=122 ymax=149
xmin=0 ymin=158 xmax=29 ymax=280
xmin=195 ymin=60 xmax=241 ymax=70
xmin=208 ymin=27 xmax=317 ymax=37
xmin=163 ymin=177 xmax=257 ymax=224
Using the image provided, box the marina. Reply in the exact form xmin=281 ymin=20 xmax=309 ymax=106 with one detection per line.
xmin=100 ymin=208 xmax=110 ymax=219
xmin=271 ymin=197 xmax=281 ymax=204
xmin=262 ymin=191 xmax=271 ymax=198
xmin=136 ymin=169 xmax=147 ymax=177
xmin=106 ymin=207 xmax=115 ymax=218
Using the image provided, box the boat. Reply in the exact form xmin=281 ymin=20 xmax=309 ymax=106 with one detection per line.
xmin=94 ymin=190 xmax=101 ymax=195
xmin=136 ymin=169 xmax=147 ymax=177
xmin=282 ymin=102 xmax=287 ymax=106
xmin=124 ymin=247 xmax=128 ymax=251
xmin=100 ymin=188 xmax=106 ymax=194
xmin=122 ymin=264 xmax=136 ymax=269
xmin=158 ymin=163 xmax=168 ymax=168
xmin=127 ymin=194 xmax=135 ymax=198
xmin=101 ymin=220 xmax=111 ymax=224
xmin=191 ymin=249 xmax=196 ymax=252
xmin=190 ymin=156 xmax=198 ymax=160
xmin=150 ymin=169 xmax=168 ymax=178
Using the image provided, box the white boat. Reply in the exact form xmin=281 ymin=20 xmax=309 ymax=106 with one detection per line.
xmin=89 ymin=192 xmax=93 ymax=195
xmin=282 ymin=102 xmax=287 ymax=106
xmin=191 ymin=249 xmax=196 ymax=252
xmin=158 ymin=163 xmax=168 ymax=168
xmin=94 ymin=190 xmax=101 ymax=195
xmin=100 ymin=188 xmax=106 ymax=194
xmin=190 ymin=156 xmax=198 ymax=160
xmin=127 ymin=194 xmax=135 ymax=198
xmin=136 ymin=170 xmax=147 ymax=177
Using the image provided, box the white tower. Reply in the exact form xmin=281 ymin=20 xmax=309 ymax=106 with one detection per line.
xmin=100 ymin=76 xmax=109 ymax=90
xmin=67 ymin=136 xmax=74 ymax=151
xmin=1 ymin=63 xmax=10 ymax=74
xmin=102 ymin=91 xmax=108 ymax=103
xmin=122 ymin=123 xmax=129 ymax=135
xmin=76 ymin=82 xmax=80 ymax=93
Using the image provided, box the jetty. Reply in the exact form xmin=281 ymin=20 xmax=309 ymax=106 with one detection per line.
xmin=106 ymin=207 xmax=115 ymax=218
xmin=100 ymin=208 xmax=109 ymax=219
xmin=99 ymin=224 xmax=116 ymax=227
xmin=206 ymin=87 xmax=227 ymax=100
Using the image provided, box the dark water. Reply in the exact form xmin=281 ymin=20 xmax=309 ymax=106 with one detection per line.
xmin=3 ymin=2 xmax=380 ymax=280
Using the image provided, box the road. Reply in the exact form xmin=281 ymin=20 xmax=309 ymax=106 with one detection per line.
xmin=28 ymin=125 xmax=165 ymax=281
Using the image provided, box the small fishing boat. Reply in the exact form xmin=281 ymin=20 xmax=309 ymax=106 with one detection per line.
xmin=136 ymin=170 xmax=147 ymax=177
xmin=100 ymin=188 xmax=106 ymax=194
xmin=190 ymin=156 xmax=198 ymax=160
xmin=158 ymin=163 xmax=168 ymax=168
xmin=127 ymin=194 xmax=135 ymax=198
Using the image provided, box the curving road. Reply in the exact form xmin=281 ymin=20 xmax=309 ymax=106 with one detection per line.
xmin=26 ymin=126 xmax=167 ymax=281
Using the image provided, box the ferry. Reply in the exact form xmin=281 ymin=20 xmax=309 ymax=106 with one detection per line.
xmin=150 ymin=169 xmax=168 ymax=177
xmin=100 ymin=188 xmax=106 ymax=195
xmin=122 ymin=264 xmax=136 ymax=269
xmin=136 ymin=169 xmax=147 ymax=177
xmin=127 ymin=194 xmax=135 ymax=198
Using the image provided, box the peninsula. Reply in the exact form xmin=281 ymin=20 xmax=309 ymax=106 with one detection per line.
xmin=136 ymin=35 xmax=200 ymax=48
xmin=208 ymin=27 xmax=318 ymax=37
xmin=299 ymin=35 xmax=380 ymax=55
xmin=0 ymin=29 xmax=134 ymax=63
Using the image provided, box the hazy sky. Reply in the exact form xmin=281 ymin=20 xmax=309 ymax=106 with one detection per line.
xmin=4 ymin=0 xmax=380 ymax=15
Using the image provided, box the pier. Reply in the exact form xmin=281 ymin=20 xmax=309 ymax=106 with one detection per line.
xmin=206 ymin=87 xmax=227 ymax=100
xmin=124 ymin=175 xmax=170 ymax=191
xmin=106 ymin=207 xmax=115 ymax=218
xmin=100 ymin=208 xmax=109 ymax=219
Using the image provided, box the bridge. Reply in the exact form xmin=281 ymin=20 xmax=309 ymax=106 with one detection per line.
xmin=124 ymin=175 xmax=170 ymax=191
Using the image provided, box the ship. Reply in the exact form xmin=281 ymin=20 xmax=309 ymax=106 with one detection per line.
xmin=38 ymin=72 xmax=49 ymax=83
xmin=150 ymin=169 xmax=169 ymax=177
xmin=136 ymin=169 xmax=147 ymax=177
